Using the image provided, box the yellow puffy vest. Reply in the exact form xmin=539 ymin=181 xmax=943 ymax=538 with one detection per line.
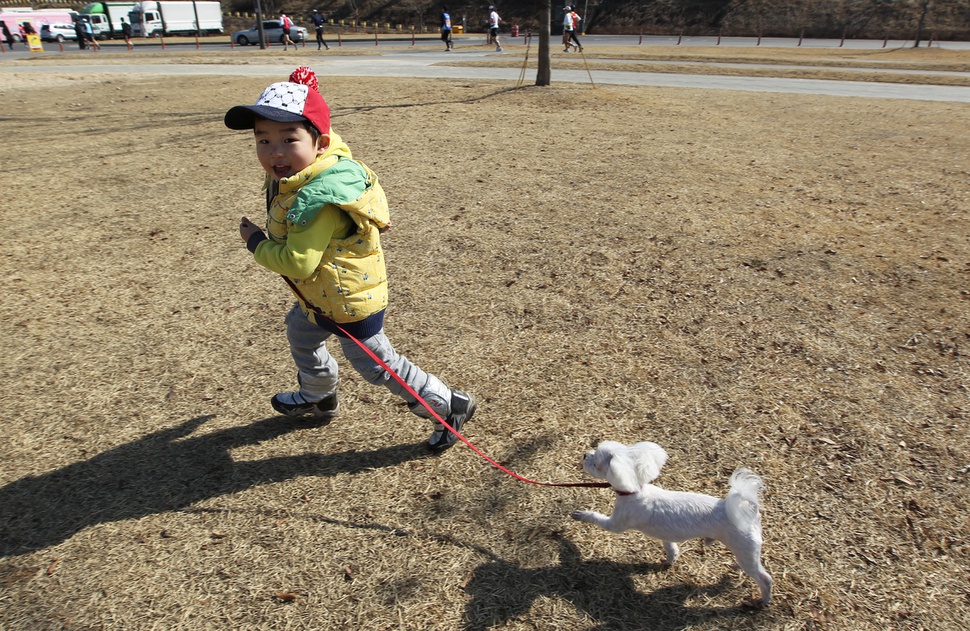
xmin=267 ymin=155 xmax=390 ymax=324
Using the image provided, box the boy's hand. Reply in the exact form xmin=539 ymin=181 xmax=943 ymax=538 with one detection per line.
xmin=239 ymin=217 xmax=264 ymax=242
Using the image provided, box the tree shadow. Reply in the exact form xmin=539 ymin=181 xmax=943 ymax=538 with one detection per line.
xmin=0 ymin=414 xmax=430 ymax=557
xmin=334 ymin=85 xmax=525 ymax=119
xmin=462 ymin=536 xmax=746 ymax=631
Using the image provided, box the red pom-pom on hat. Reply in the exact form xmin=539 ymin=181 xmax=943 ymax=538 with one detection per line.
xmin=289 ymin=66 xmax=329 ymax=134
xmin=289 ymin=66 xmax=319 ymax=92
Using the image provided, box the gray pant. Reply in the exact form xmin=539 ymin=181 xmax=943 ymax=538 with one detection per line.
xmin=284 ymin=304 xmax=452 ymax=419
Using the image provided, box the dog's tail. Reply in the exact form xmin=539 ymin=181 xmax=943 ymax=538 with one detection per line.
xmin=724 ymin=468 xmax=764 ymax=531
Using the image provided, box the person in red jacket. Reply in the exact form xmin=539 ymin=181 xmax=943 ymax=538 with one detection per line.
xmin=562 ymin=6 xmax=583 ymax=52
xmin=280 ymin=13 xmax=296 ymax=51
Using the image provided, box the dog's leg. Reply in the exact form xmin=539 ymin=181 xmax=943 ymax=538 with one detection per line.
xmin=662 ymin=541 xmax=680 ymax=566
xmin=729 ymin=541 xmax=772 ymax=606
xmin=570 ymin=510 xmax=627 ymax=534
xmin=755 ymin=568 xmax=773 ymax=606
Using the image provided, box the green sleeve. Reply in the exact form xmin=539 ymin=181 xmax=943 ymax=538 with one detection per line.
xmin=254 ymin=205 xmax=353 ymax=280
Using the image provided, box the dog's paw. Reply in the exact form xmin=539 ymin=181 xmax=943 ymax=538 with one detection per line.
xmin=741 ymin=597 xmax=768 ymax=610
xmin=571 ymin=510 xmax=592 ymax=522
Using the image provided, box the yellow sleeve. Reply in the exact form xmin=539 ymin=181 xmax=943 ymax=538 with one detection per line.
xmin=254 ymin=205 xmax=353 ymax=279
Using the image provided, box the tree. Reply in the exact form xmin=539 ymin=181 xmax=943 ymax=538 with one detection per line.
xmin=536 ymin=1 xmax=551 ymax=86
xmin=913 ymin=0 xmax=931 ymax=46
xmin=254 ymin=0 xmax=266 ymax=50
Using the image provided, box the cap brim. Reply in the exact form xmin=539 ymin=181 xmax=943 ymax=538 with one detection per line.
xmin=224 ymin=104 xmax=309 ymax=130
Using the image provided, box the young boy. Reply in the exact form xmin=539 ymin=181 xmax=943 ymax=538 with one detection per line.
xmin=225 ymin=67 xmax=477 ymax=452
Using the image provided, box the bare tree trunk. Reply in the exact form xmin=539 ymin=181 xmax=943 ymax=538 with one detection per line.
xmin=536 ymin=0 xmax=551 ymax=86
xmin=256 ymin=0 xmax=266 ymax=50
xmin=914 ymin=0 xmax=931 ymax=47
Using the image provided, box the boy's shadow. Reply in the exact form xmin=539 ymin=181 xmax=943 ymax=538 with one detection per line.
xmin=463 ymin=536 xmax=741 ymax=631
xmin=0 ymin=414 xmax=428 ymax=557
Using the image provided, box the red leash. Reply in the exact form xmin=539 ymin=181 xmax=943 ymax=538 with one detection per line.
xmin=335 ymin=321 xmax=610 ymax=491
xmin=279 ymin=275 xmax=608 ymax=491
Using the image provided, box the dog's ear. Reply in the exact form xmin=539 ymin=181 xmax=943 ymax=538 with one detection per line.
xmin=606 ymin=449 xmax=641 ymax=493
xmin=629 ymin=442 xmax=668 ymax=485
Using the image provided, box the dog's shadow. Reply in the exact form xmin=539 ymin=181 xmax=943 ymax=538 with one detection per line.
xmin=0 ymin=414 xmax=429 ymax=557
xmin=463 ymin=536 xmax=743 ymax=631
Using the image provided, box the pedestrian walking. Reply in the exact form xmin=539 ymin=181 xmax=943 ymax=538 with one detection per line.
xmin=1 ymin=21 xmax=14 ymax=50
xmin=280 ymin=13 xmax=296 ymax=51
xmin=73 ymin=18 xmax=86 ymax=49
xmin=441 ymin=5 xmax=453 ymax=51
xmin=311 ymin=10 xmax=330 ymax=50
xmin=562 ymin=6 xmax=582 ymax=52
xmin=488 ymin=5 xmax=502 ymax=52
xmin=82 ymin=18 xmax=100 ymax=51
xmin=121 ymin=16 xmax=132 ymax=47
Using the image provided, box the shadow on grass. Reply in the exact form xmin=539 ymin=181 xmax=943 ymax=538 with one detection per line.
xmin=177 ymin=507 xmax=748 ymax=629
xmin=0 ymin=414 xmax=430 ymax=557
xmin=463 ymin=536 xmax=745 ymax=631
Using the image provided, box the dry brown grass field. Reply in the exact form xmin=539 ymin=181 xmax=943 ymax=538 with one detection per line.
xmin=0 ymin=44 xmax=968 ymax=630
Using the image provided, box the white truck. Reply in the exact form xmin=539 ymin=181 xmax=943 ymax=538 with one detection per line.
xmin=80 ymin=2 xmax=136 ymax=39
xmin=129 ymin=1 xmax=222 ymax=38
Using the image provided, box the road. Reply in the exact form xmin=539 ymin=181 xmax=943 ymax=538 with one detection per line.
xmin=2 ymin=34 xmax=969 ymax=103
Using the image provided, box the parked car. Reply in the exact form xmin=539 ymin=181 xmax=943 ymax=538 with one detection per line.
xmin=40 ymin=23 xmax=80 ymax=42
xmin=232 ymin=20 xmax=307 ymax=46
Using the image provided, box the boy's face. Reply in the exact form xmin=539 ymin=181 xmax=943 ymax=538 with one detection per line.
xmin=254 ymin=117 xmax=329 ymax=181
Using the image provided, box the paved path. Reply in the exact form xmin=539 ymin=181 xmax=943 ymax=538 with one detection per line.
xmin=317 ymin=50 xmax=970 ymax=102
xmin=3 ymin=46 xmax=969 ymax=103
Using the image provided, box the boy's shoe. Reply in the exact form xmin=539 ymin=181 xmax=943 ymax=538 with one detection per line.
xmin=271 ymin=391 xmax=339 ymax=419
xmin=496 ymin=46 xmax=503 ymax=52
xmin=428 ymin=390 xmax=477 ymax=452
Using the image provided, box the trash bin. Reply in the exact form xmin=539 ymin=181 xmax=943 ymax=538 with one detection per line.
xmin=510 ymin=24 xmax=519 ymax=37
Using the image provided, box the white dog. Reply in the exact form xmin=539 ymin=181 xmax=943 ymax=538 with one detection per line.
xmin=571 ymin=440 xmax=772 ymax=606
